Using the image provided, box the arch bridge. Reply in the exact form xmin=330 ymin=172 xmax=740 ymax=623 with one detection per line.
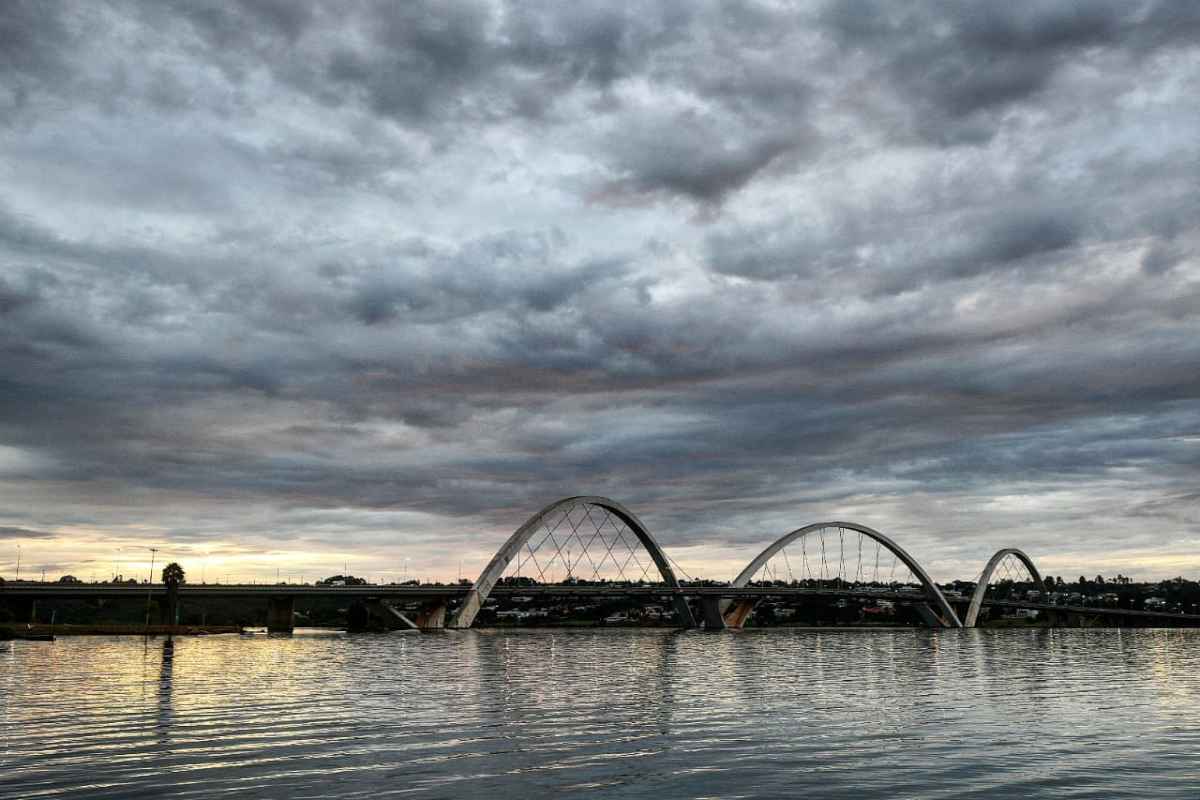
xmin=377 ymin=499 xmax=1134 ymax=632
xmin=11 ymin=496 xmax=1194 ymax=633
xmin=445 ymin=498 xmax=967 ymax=631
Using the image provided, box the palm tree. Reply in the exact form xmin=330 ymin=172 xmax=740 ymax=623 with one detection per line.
xmin=162 ymin=562 xmax=186 ymax=588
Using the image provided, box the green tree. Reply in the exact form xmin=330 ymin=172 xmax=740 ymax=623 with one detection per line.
xmin=162 ymin=562 xmax=186 ymax=587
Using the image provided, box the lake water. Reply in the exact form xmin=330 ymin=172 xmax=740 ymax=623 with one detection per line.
xmin=2 ymin=628 xmax=1199 ymax=799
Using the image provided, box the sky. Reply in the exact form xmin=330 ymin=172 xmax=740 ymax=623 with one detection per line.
xmin=1 ymin=0 xmax=1198 ymax=586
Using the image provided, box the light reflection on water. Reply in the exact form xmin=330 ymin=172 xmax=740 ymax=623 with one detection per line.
xmin=3 ymin=628 xmax=1200 ymax=798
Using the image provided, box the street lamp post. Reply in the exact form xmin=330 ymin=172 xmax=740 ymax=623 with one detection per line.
xmin=14 ymin=543 xmax=20 ymax=581
xmin=144 ymin=547 xmax=159 ymax=629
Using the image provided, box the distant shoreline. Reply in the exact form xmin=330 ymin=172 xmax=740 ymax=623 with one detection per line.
xmin=2 ymin=621 xmax=1057 ymax=640
xmin=1 ymin=624 xmax=243 ymax=639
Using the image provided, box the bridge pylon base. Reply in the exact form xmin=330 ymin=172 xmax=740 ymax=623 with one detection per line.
xmin=414 ymin=600 xmax=447 ymax=630
xmin=913 ymin=602 xmax=961 ymax=628
xmin=699 ymin=597 xmax=726 ymax=630
xmin=723 ymin=599 xmax=756 ymax=629
xmin=266 ymin=596 xmax=295 ymax=634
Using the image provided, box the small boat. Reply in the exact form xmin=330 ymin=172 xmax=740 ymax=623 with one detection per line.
xmin=15 ymin=633 xmax=55 ymax=642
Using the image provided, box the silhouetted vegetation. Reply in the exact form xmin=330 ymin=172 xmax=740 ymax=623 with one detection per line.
xmin=317 ymin=574 xmax=367 ymax=586
xmin=162 ymin=563 xmax=185 ymax=587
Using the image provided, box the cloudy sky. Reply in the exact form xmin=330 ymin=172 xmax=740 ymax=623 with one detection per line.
xmin=1 ymin=0 xmax=1198 ymax=585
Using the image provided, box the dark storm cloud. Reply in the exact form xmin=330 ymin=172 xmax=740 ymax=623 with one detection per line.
xmin=598 ymin=114 xmax=814 ymax=206
xmin=0 ymin=1 xmax=1197 ymax=578
xmin=342 ymin=233 xmax=628 ymax=325
xmin=823 ymin=0 xmax=1200 ymax=145
xmin=0 ymin=271 xmax=45 ymax=315
xmin=0 ymin=1 xmax=73 ymax=86
xmin=117 ymin=0 xmax=813 ymax=206
xmin=314 ymin=0 xmax=697 ymax=125
xmin=707 ymin=201 xmax=1089 ymax=291
xmin=973 ymin=209 xmax=1081 ymax=268
xmin=0 ymin=526 xmax=54 ymax=540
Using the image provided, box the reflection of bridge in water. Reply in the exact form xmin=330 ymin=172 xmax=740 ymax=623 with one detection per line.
xmin=6 ymin=496 xmax=1200 ymax=633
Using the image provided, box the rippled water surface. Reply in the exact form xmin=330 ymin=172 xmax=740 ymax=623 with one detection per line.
xmin=3 ymin=628 xmax=1200 ymax=798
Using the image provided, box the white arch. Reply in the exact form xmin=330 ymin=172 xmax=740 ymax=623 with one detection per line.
xmin=448 ymin=496 xmax=696 ymax=628
xmin=963 ymin=548 xmax=1044 ymax=628
xmin=722 ymin=521 xmax=963 ymax=629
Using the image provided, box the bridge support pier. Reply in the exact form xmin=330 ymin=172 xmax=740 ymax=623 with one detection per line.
xmin=266 ymin=596 xmax=295 ymax=634
xmin=722 ymin=599 xmax=756 ymax=630
xmin=158 ymin=588 xmax=180 ymax=626
xmin=413 ymin=600 xmax=446 ymax=630
xmin=699 ymin=597 xmax=727 ymax=630
xmin=447 ymin=591 xmax=480 ymax=629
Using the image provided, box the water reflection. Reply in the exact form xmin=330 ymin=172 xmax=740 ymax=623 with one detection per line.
xmin=4 ymin=629 xmax=1200 ymax=799
xmin=156 ymin=639 xmax=174 ymax=745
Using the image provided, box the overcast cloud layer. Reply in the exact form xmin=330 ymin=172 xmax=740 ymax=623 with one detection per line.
xmin=1 ymin=0 xmax=1198 ymax=583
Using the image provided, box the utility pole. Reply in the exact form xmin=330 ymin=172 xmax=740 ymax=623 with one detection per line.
xmin=144 ymin=547 xmax=158 ymax=629
xmin=15 ymin=543 xmax=20 ymax=580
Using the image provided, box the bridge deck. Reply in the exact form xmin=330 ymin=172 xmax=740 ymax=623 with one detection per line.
xmin=4 ymin=583 xmax=1199 ymax=622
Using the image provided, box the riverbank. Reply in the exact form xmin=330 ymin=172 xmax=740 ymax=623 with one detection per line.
xmin=0 ymin=624 xmax=243 ymax=639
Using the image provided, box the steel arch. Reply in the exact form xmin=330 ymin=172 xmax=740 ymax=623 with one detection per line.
xmin=963 ymin=548 xmax=1044 ymax=628
xmin=447 ymin=496 xmax=697 ymax=629
xmin=722 ymin=521 xmax=963 ymax=629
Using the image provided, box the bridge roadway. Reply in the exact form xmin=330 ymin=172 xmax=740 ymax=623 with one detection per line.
xmin=5 ymin=582 xmax=1200 ymax=626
